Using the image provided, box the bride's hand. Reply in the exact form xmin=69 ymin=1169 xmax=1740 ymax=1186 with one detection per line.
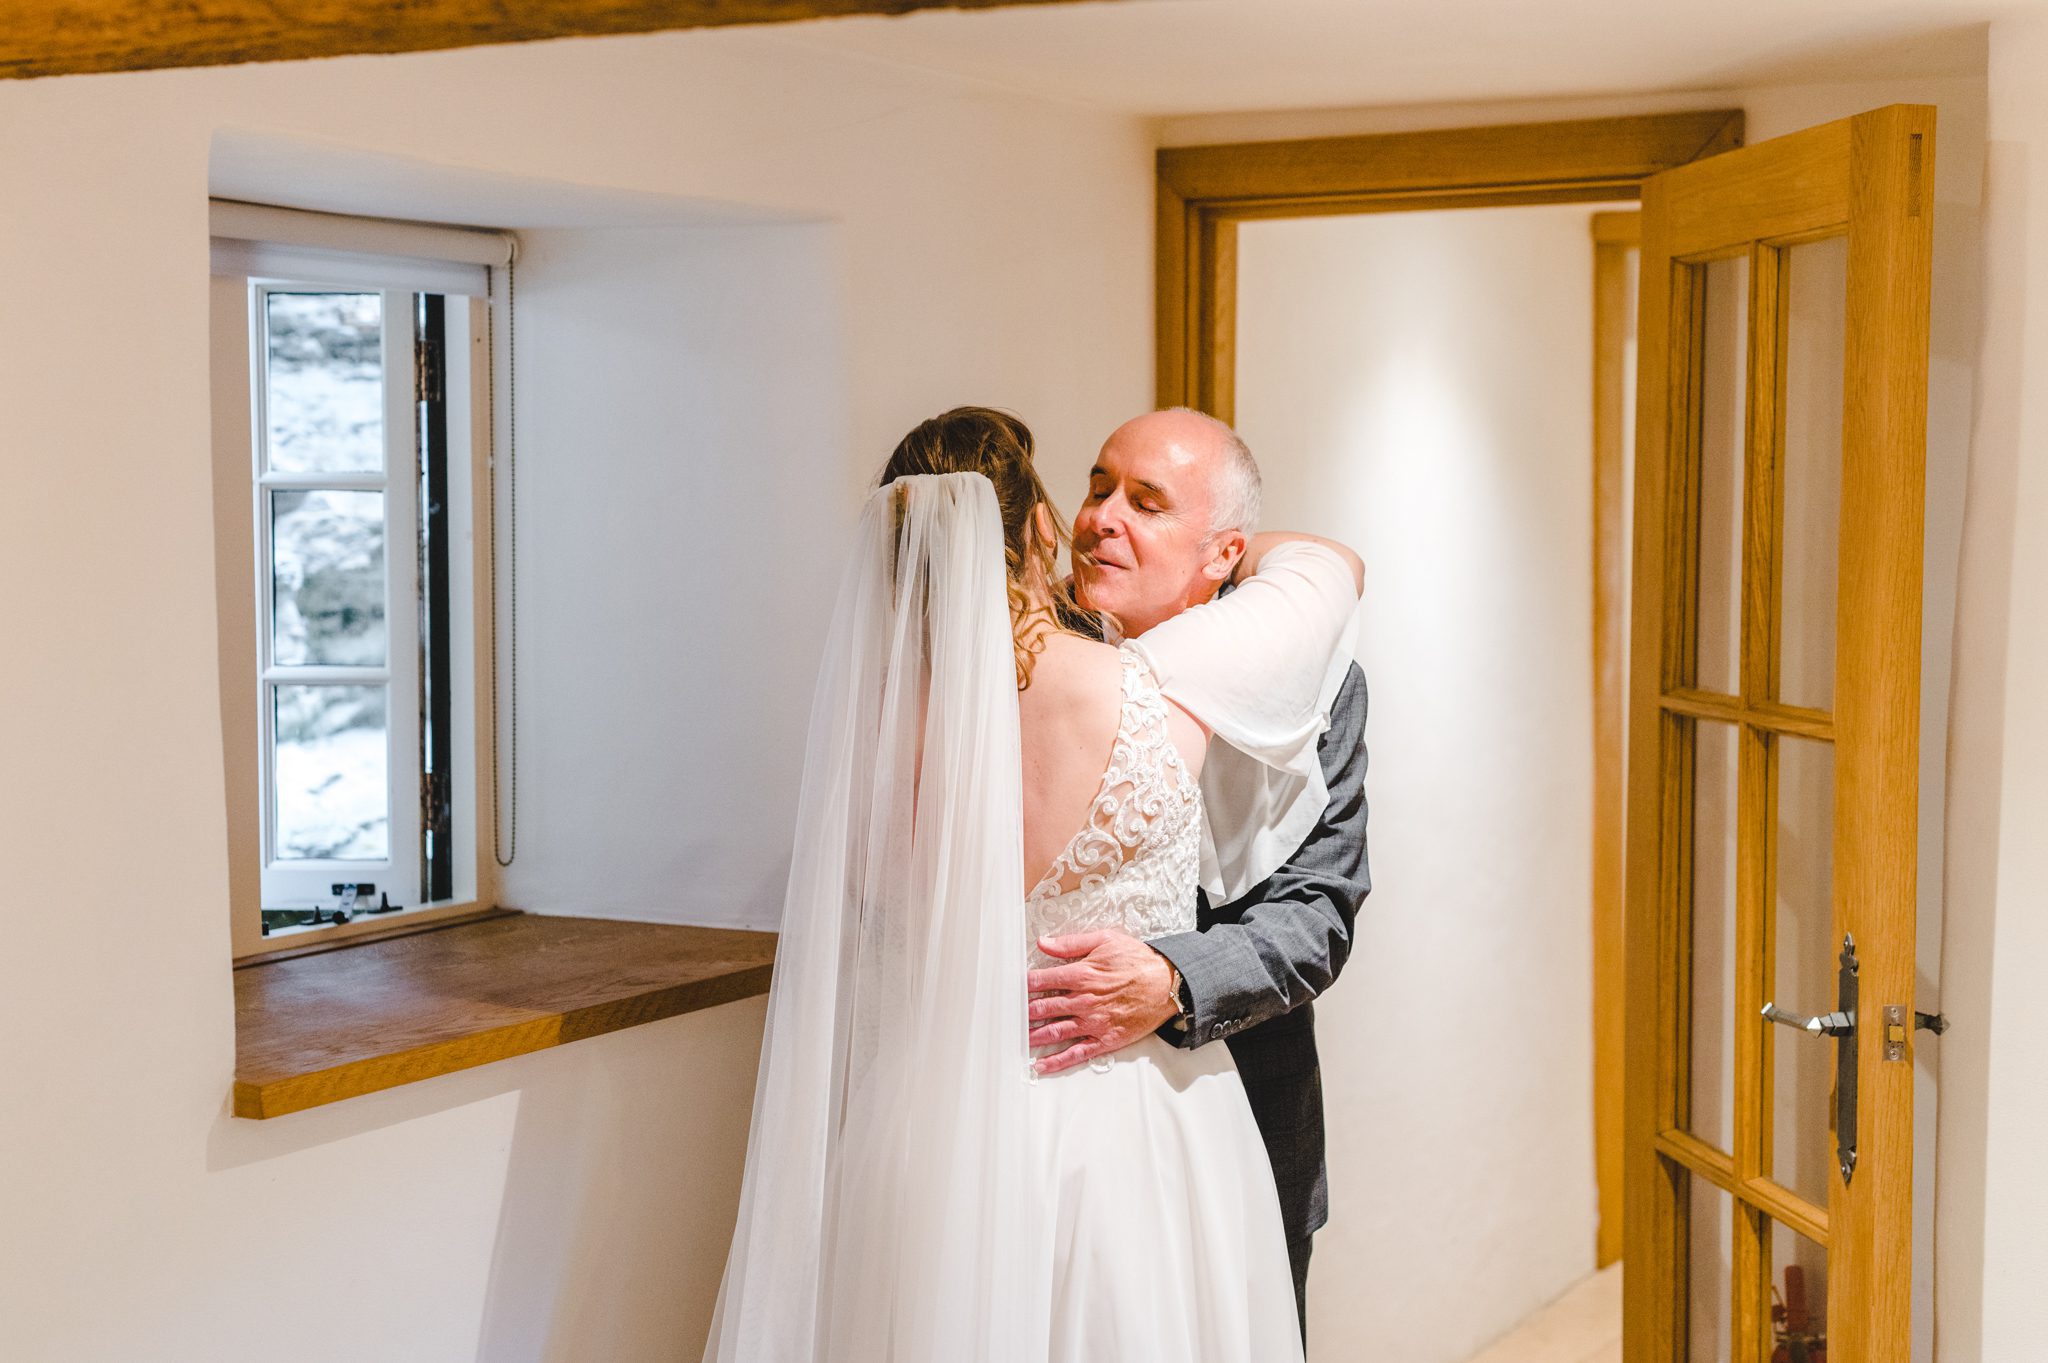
xmin=1027 ymin=930 xmax=1180 ymax=1074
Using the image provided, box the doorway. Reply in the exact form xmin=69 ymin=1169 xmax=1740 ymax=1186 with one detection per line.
xmin=1232 ymin=192 xmax=1632 ymax=1362
xmin=1163 ymin=111 xmax=1723 ymax=1359
xmin=1172 ymin=105 xmax=1941 ymax=1363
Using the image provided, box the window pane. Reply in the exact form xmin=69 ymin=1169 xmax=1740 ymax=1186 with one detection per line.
xmin=1689 ymin=1173 xmax=1732 ymax=1362
xmin=1694 ymin=255 xmax=1748 ymax=697
xmin=1779 ymin=237 xmax=1846 ymax=712
xmin=272 ymin=489 xmax=386 ymax=666
xmin=265 ymin=292 xmax=385 ymax=474
xmin=1773 ymin=735 xmax=1838 ymax=1207
xmin=1769 ymin=1218 xmax=1828 ymax=1361
xmin=273 ymin=684 xmax=389 ymax=861
xmin=1690 ymin=720 xmax=1738 ymax=1151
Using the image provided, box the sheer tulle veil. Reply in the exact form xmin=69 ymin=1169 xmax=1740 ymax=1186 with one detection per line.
xmin=701 ymin=471 xmax=1050 ymax=1362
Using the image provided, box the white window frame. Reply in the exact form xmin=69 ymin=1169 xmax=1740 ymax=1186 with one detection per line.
xmin=250 ymin=283 xmax=425 ymax=911
xmin=210 ymin=201 xmax=511 ymax=959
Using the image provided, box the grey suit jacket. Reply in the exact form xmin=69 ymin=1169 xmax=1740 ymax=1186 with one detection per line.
xmin=1147 ymin=659 xmax=1371 ymax=1243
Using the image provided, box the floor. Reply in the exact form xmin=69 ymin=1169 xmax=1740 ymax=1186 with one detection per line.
xmin=1458 ymin=1263 xmax=1622 ymax=1363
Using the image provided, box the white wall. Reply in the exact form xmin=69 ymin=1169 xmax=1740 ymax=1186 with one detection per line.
xmin=0 ymin=31 xmax=1152 ymax=1362
xmin=1179 ymin=65 xmax=1986 ymax=1362
xmin=1946 ymin=17 xmax=2048 ymax=1359
xmin=1235 ymin=202 xmax=1608 ymax=1362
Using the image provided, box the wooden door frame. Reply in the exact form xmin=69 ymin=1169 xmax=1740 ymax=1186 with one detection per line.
xmin=1155 ymin=109 xmax=1744 ymax=422
xmin=1593 ymin=207 xmax=1643 ymax=1268
xmin=1155 ymin=108 xmax=1742 ymax=1269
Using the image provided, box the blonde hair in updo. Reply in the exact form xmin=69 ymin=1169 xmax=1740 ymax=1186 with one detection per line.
xmin=879 ymin=407 xmax=1090 ymax=689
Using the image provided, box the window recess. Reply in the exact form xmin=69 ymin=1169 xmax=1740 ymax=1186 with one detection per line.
xmin=211 ymin=200 xmax=515 ymax=959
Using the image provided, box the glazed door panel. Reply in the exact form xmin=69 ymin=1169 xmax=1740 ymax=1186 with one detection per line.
xmin=1621 ymin=104 xmax=1935 ymax=1363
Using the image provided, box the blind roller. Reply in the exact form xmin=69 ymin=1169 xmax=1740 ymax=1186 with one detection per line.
xmin=209 ymin=199 xmax=516 ymax=296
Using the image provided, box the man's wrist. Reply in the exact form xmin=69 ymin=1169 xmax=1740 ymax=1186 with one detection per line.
xmin=1159 ymin=954 xmax=1192 ymax=1032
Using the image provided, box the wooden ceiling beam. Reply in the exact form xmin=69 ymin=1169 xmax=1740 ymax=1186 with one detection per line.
xmin=0 ymin=0 xmax=1093 ymax=81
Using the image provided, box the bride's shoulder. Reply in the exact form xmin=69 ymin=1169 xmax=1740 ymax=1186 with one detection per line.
xmin=1019 ymin=631 xmax=1207 ymax=783
xmin=1020 ymin=631 xmax=1124 ymax=704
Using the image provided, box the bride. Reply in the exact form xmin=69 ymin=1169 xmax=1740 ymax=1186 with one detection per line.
xmin=701 ymin=408 xmax=1361 ymax=1363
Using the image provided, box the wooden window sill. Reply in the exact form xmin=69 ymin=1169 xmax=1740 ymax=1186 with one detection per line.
xmin=232 ymin=909 xmax=776 ymax=1119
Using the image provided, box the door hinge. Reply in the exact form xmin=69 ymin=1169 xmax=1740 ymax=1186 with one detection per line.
xmin=415 ymin=337 xmax=444 ymax=404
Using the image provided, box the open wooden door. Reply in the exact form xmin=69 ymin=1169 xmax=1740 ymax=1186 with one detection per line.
xmin=1622 ymin=105 xmax=1935 ymax=1362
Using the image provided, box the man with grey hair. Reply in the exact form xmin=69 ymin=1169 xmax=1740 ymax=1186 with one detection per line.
xmin=1180 ymin=404 xmax=1265 ymax=542
xmin=1028 ymin=408 xmax=1371 ymax=1343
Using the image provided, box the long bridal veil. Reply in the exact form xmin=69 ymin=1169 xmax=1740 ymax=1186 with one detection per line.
xmin=702 ymin=472 xmax=1049 ymax=1363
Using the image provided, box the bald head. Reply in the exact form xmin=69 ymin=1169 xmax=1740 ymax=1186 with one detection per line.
xmin=1070 ymin=408 xmax=1262 ymax=637
xmin=1103 ymin=408 xmax=1261 ymax=539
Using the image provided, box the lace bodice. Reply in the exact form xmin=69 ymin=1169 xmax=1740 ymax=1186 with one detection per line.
xmin=1026 ymin=646 xmax=1203 ymax=971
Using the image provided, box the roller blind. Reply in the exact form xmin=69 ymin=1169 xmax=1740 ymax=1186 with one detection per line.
xmin=209 ymin=199 xmax=516 ymax=296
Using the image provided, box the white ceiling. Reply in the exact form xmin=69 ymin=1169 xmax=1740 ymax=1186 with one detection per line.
xmin=766 ymin=0 xmax=1997 ymax=117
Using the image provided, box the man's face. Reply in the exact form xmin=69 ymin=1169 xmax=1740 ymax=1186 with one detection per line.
xmin=1071 ymin=414 xmax=1238 ymax=637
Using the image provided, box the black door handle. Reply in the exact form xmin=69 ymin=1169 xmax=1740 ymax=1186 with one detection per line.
xmin=1759 ymin=934 xmax=1860 ymax=1183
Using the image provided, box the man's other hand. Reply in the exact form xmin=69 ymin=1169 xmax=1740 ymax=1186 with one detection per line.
xmin=1027 ymin=930 xmax=1178 ymax=1075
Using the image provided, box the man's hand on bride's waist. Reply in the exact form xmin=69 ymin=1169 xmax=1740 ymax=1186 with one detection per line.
xmin=1027 ymin=930 xmax=1180 ymax=1075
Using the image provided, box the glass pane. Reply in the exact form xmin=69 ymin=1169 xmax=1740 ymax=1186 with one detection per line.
xmin=273 ymin=684 xmax=389 ymax=861
xmin=265 ymin=292 xmax=385 ymax=474
xmin=1695 ymin=254 xmax=1749 ymax=696
xmin=1689 ymin=1173 xmax=1733 ymax=1362
xmin=271 ymin=489 xmax=387 ymax=666
xmin=1773 ymin=735 xmax=1837 ymax=1206
xmin=1691 ymin=720 xmax=1738 ymax=1151
xmin=1769 ymin=1219 xmax=1829 ymax=1362
xmin=1780 ymin=238 xmax=1846 ymax=711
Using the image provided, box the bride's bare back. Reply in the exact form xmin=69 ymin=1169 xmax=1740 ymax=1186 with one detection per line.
xmin=1017 ymin=631 xmax=1209 ymax=897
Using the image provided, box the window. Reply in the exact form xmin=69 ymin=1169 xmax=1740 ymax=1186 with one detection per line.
xmin=210 ymin=202 xmax=513 ymax=958
xmin=256 ymin=286 xmax=426 ymax=915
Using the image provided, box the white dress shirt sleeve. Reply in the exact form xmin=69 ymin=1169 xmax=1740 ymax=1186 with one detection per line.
xmin=1124 ymin=541 xmax=1362 ymax=902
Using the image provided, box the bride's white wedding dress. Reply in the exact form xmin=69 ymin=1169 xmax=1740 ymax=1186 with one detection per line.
xmin=1026 ymin=646 xmax=1305 ymax=1363
xmin=702 ymin=473 xmax=1343 ymax=1363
